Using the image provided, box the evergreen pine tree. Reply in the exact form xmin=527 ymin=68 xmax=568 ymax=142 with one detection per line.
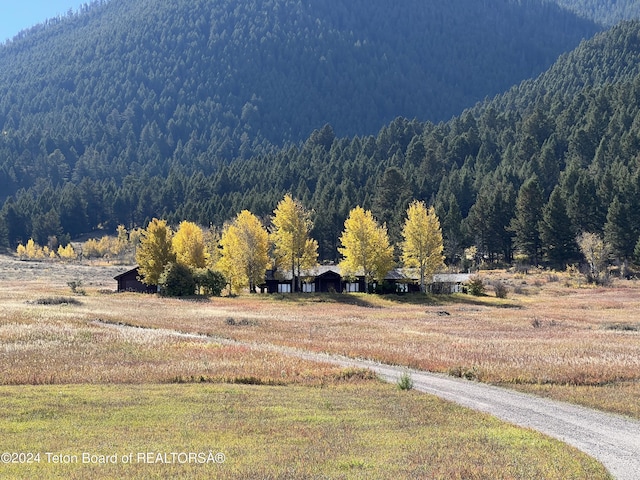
xmin=509 ymin=176 xmax=545 ymax=264
xmin=539 ymin=187 xmax=578 ymax=266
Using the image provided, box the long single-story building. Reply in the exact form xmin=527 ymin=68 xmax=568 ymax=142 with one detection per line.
xmin=261 ymin=265 xmax=424 ymax=294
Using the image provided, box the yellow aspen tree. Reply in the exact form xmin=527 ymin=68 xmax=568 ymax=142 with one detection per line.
xmin=218 ymin=210 xmax=269 ymax=294
xmin=26 ymin=238 xmax=45 ymax=259
xmin=57 ymin=243 xmax=77 ymax=260
xmin=203 ymin=227 xmax=222 ymax=269
xmin=338 ymin=206 xmax=395 ymax=291
xmin=16 ymin=242 xmax=27 ymax=259
xmin=116 ymin=224 xmax=129 ymax=253
xmin=136 ymin=218 xmax=176 ymax=285
xmin=172 ymin=221 xmax=208 ymax=268
xmin=271 ymin=194 xmax=318 ymax=292
xmin=401 ymin=201 xmax=445 ymax=293
xmin=217 ymin=223 xmax=243 ymax=293
xmin=82 ymin=238 xmax=101 ymax=258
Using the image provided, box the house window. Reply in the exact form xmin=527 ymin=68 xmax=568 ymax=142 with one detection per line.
xmin=302 ymin=283 xmax=315 ymax=293
xmin=278 ymin=283 xmax=291 ymax=293
xmin=345 ymin=282 xmax=359 ymax=293
xmin=397 ymin=283 xmax=408 ymax=293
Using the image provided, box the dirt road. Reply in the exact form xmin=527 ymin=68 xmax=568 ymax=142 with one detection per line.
xmin=245 ymin=343 xmax=640 ymax=479
xmin=340 ymin=358 xmax=640 ymax=480
xmin=97 ymin=321 xmax=640 ymax=479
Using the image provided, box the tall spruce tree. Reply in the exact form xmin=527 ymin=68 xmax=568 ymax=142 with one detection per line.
xmin=539 ymin=187 xmax=578 ymax=266
xmin=604 ymin=196 xmax=636 ymax=262
xmin=509 ymin=176 xmax=545 ymax=264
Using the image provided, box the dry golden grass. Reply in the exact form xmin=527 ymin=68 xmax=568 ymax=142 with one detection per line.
xmin=0 ymin=257 xmax=364 ymax=387
xmin=1 ymin=256 xmax=639 ymax=418
xmin=0 ymin=257 xmax=621 ymax=478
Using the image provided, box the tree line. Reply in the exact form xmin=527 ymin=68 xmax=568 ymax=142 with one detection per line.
xmin=132 ymin=195 xmax=444 ymax=295
xmin=5 ymin=20 xmax=640 ymax=274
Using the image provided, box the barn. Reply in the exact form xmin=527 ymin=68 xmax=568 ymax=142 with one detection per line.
xmin=114 ymin=267 xmax=158 ymax=293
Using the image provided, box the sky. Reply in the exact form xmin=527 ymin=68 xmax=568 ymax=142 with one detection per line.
xmin=0 ymin=1 xmax=87 ymax=43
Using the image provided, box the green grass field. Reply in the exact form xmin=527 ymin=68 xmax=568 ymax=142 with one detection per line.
xmin=0 ymin=383 xmax=610 ymax=479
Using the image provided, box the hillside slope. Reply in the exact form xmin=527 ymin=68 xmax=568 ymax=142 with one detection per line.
xmin=551 ymin=0 xmax=640 ymax=25
xmin=5 ymin=2 xmax=637 ymax=265
xmin=0 ymin=0 xmax=598 ymax=198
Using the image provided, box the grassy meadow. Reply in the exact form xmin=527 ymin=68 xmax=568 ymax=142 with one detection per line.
xmin=0 ymin=255 xmax=632 ymax=478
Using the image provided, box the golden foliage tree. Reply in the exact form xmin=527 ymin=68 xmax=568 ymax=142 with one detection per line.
xmin=16 ymin=238 xmax=45 ymax=260
xmin=57 ymin=243 xmax=77 ymax=260
xmin=218 ymin=210 xmax=269 ymax=294
xmin=338 ymin=206 xmax=395 ymax=290
xmin=203 ymin=227 xmax=222 ymax=268
xmin=401 ymin=201 xmax=445 ymax=293
xmin=172 ymin=221 xmax=208 ymax=269
xmin=576 ymin=232 xmax=611 ymax=284
xmin=271 ymin=194 xmax=318 ymax=292
xmin=136 ymin=218 xmax=176 ymax=286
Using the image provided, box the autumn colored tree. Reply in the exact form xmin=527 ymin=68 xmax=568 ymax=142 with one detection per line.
xmin=338 ymin=206 xmax=395 ymax=291
xmin=203 ymin=227 xmax=222 ymax=268
xmin=401 ymin=201 xmax=445 ymax=293
xmin=271 ymin=194 xmax=318 ymax=292
xmin=16 ymin=238 xmax=45 ymax=260
xmin=172 ymin=221 xmax=208 ymax=268
xmin=57 ymin=243 xmax=77 ymax=260
xmin=136 ymin=218 xmax=176 ymax=286
xmin=218 ymin=210 xmax=269 ymax=294
xmin=576 ymin=232 xmax=611 ymax=284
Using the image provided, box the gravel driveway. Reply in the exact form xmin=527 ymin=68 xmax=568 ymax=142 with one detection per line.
xmin=325 ymin=355 xmax=640 ymax=480
xmin=97 ymin=321 xmax=640 ymax=479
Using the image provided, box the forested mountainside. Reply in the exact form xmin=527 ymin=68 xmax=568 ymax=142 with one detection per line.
xmin=0 ymin=0 xmax=599 ymax=201
xmin=552 ymin=0 xmax=640 ymax=26
xmin=3 ymin=19 xmax=640 ymax=267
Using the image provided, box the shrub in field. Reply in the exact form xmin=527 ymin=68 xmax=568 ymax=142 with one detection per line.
xmin=448 ymin=365 xmax=480 ymax=381
xmin=67 ymin=280 xmax=86 ymax=295
xmin=30 ymin=297 xmax=82 ymax=305
xmin=159 ymin=262 xmax=196 ymax=297
xmin=467 ymin=276 xmax=485 ymax=296
xmin=397 ymin=372 xmax=414 ymax=390
xmin=493 ymin=280 xmax=508 ymax=298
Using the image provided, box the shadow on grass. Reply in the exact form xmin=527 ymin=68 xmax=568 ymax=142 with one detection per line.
xmin=263 ymin=292 xmax=522 ymax=309
xmin=265 ymin=292 xmax=387 ymax=308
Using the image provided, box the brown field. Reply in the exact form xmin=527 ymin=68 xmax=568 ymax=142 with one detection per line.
xmin=0 ymin=255 xmax=638 ymax=420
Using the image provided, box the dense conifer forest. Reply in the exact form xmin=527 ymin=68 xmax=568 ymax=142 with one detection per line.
xmin=552 ymin=0 xmax=640 ymax=25
xmin=2 ymin=0 xmax=640 ymax=269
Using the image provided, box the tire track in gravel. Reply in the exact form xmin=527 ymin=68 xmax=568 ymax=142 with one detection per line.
xmin=95 ymin=320 xmax=640 ymax=479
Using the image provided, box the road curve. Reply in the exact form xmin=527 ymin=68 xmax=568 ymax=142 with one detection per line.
xmin=321 ymin=355 xmax=640 ymax=480
xmin=94 ymin=321 xmax=640 ymax=479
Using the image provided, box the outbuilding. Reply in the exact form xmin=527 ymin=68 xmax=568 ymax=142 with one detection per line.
xmin=430 ymin=273 xmax=472 ymax=294
xmin=114 ymin=267 xmax=158 ymax=293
